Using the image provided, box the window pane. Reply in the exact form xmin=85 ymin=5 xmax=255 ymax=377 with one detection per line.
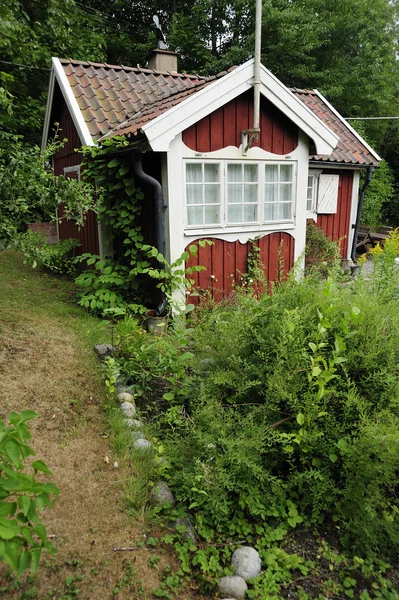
xmin=280 ymin=164 xmax=293 ymax=182
xmin=204 ymin=183 xmax=220 ymax=204
xmin=186 ymin=163 xmax=202 ymax=183
xmin=279 ymin=202 xmax=292 ymax=220
xmin=244 ymin=183 xmax=257 ymax=203
xmin=265 ymin=164 xmax=278 ymax=182
xmin=187 ymin=206 xmax=203 ymax=225
xmin=187 ymin=184 xmax=203 ymax=205
xmin=228 ymin=205 xmax=242 ymax=223
xmin=227 ymin=164 xmax=242 ymax=182
xmin=228 ymin=184 xmax=242 ymax=204
xmin=264 ymin=183 xmax=278 ymax=203
xmin=280 ymin=183 xmax=292 ymax=202
xmin=244 ymin=204 xmax=257 ymax=222
xmin=264 ymin=203 xmax=277 ymax=221
xmin=205 ymin=205 xmax=220 ymax=224
xmin=244 ymin=164 xmax=258 ymax=182
xmin=204 ymin=163 xmax=219 ymax=182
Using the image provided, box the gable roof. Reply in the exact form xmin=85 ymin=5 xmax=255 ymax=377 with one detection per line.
xmin=43 ymin=57 xmax=379 ymax=166
xmin=291 ymin=88 xmax=381 ymax=166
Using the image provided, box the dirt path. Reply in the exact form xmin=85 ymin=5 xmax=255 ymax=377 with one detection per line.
xmin=0 ymin=251 xmax=167 ymax=599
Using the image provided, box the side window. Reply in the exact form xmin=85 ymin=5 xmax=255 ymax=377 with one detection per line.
xmin=186 ymin=163 xmax=221 ymax=226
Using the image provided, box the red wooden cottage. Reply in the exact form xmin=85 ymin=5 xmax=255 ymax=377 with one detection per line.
xmin=42 ymin=49 xmax=380 ymax=302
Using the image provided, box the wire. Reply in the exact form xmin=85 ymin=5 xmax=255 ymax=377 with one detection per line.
xmin=345 ymin=116 xmax=399 ymax=120
xmin=0 ymin=59 xmax=50 ymax=71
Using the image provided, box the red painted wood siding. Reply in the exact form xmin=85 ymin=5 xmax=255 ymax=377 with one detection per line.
xmin=186 ymin=232 xmax=295 ymax=303
xmin=52 ymin=103 xmax=100 ymax=256
xmin=317 ymin=171 xmax=353 ymax=258
xmin=183 ymin=90 xmax=298 ymax=154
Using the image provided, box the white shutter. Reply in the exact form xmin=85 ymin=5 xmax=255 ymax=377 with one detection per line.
xmin=317 ymin=174 xmax=339 ymax=214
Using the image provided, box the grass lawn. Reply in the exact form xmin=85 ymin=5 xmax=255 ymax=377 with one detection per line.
xmin=0 ymin=250 xmax=185 ymax=600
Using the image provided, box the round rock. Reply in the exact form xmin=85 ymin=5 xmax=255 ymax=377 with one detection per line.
xmin=232 ymin=546 xmax=262 ymax=581
xmin=133 ymin=438 xmax=152 ymax=452
xmin=120 ymin=402 xmax=136 ymax=418
xmin=150 ymin=481 xmax=175 ymax=507
xmin=93 ymin=344 xmax=115 ymax=360
xmin=174 ymin=517 xmax=196 ymax=542
xmin=131 ymin=430 xmax=144 ymax=441
xmin=117 ymin=392 xmax=134 ymax=403
xmin=124 ymin=418 xmax=141 ymax=429
xmin=218 ymin=576 xmax=247 ymax=600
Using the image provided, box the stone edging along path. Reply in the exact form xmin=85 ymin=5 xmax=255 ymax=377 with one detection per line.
xmin=94 ymin=344 xmax=264 ymax=600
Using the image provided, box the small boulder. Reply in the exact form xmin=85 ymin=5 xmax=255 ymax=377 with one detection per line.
xmin=131 ymin=430 xmax=144 ymax=441
xmin=93 ymin=344 xmax=115 ymax=360
xmin=116 ymin=384 xmax=135 ymax=395
xmin=232 ymin=546 xmax=262 ymax=581
xmin=117 ymin=392 xmax=134 ymax=403
xmin=124 ymin=419 xmax=142 ymax=429
xmin=120 ymin=402 xmax=136 ymax=418
xmin=218 ymin=576 xmax=247 ymax=600
xmin=174 ymin=517 xmax=196 ymax=542
xmin=133 ymin=439 xmax=152 ymax=452
xmin=150 ymin=481 xmax=175 ymax=508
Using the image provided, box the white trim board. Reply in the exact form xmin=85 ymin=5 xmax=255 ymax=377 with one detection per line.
xmin=313 ymin=90 xmax=381 ymax=163
xmin=143 ymin=59 xmax=339 ymax=155
xmin=42 ymin=58 xmax=95 ymax=150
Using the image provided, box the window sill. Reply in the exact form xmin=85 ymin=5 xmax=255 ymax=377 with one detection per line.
xmin=184 ymin=222 xmax=295 ymax=237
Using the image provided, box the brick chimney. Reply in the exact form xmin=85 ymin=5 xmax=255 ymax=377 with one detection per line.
xmin=146 ymin=49 xmax=179 ymax=73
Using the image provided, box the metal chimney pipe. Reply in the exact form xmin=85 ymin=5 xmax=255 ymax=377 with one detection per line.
xmin=253 ymin=0 xmax=262 ymax=131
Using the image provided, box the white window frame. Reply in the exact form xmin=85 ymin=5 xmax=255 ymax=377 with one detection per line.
xmin=306 ymin=169 xmax=323 ymax=218
xmin=184 ymin=159 xmax=297 ymax=230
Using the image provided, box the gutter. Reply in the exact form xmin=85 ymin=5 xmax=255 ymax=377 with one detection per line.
xmin=351 ymin=166 xmax=375 ymax=262
xmin=131 ymin=151 xmax=167 ymax=314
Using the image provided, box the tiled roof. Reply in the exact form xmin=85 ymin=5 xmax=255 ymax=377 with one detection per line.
xmin=60 ymin=59 xmax=379 ymax=166
xmin=61 ymin=58 xmax=211 ymax=139
xmin=291 ymin=88 xmax=379 ymax=166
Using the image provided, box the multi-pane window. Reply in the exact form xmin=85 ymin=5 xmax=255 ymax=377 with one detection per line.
xmin=186 ymin=163 xmax=221 ymax=226
xmin=307 ymin=175 xmax=315 ymax=212
xmin=264 ymin=164 xmax=293 ymax=222
xmin=185 ymin=161 xmax=295 ymax=227
xmin=227 ymin=163 xmax=258 ymax=224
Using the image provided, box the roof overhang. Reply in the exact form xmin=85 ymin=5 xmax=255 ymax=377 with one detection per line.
xmin=142 ymin=59 xmax=339 ymax=154
xmin=41 ymin=57 xmax=95 ymax=151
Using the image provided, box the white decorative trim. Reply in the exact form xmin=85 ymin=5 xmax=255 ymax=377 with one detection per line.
xmin=143 ymin=59 xmax=339 ymax=155
xmin=313 ymin=90 xmax=381 ymax=163
xmin=41 ymin=69 xmax=55 ymax=151
xmin=51 ymin=58 xmax=95 ymax=147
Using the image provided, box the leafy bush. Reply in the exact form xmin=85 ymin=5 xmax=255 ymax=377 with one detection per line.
xmin=0 ymin=411 xmax=59 ymax=576
xmin=15 ymin=231 xmax=79 ymax=276
xmin=305 ymin=220 xmax=341 ymax=275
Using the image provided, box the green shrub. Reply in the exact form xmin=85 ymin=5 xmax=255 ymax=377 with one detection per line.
xmin=15 ymin=230 xmax=79 ymax=275
xmin=305 ymin=220 xmax=341 ymax=275
xmin=0 ymin=411 xmax=59 ymax=576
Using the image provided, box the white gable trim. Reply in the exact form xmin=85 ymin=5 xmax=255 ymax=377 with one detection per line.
xmin=142 ymin=59 xmax=339 ymax=155
xmin=314 ymin=90 xmax=381 ymax=163
xmin=42 ymin=58 xmax=95 ymax=150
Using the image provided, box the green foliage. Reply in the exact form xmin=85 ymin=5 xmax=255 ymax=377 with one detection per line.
xmin=305 ymin=221 xmax=341 ymax=275
xmin=361 ymin=160 xmax=394 ymax=227
xmin=15 ymin=231 xmax=80 ymax=275
xmin=0 ymin=411 xmax=59 ymax=576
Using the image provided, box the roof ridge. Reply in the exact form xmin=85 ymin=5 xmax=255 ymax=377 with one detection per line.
xmin=59 ymin=57 xmax=210 ymax=80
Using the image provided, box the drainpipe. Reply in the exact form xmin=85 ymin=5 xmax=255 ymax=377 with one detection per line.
xmin=351 ymin=166 xmax=374 ymax=262
xmin=132 ymin=151 xmax=167 ymax=314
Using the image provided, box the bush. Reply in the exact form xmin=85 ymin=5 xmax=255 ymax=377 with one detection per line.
xmin=305 ymin=220 xmax=341 ymax=275
xmin=15 ymin=230 xmax=79 ymax=276
xmin=0 ymin=411 xmax=59 ymax=575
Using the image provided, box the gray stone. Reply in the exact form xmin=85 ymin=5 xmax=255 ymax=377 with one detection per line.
xmin=133 ymin=438 xmax=152 ymax=452
xmin=117 ymin=392 xmax=134 ymax=403
xmin=218 ymin=576 xmax=247 ymax=599
xmin=116 ymin=384 xmax=135 ymax=395
xmin=93 ymin=344 xmax=115 ymax=360
xmin=232 ymin=547 xmax=262 ymax=581
xmin=150 ymin=480 xmax=175 ymax=508
xmin=124 ymin=418 xmax=142 ymax=429
xmin=120 ymin=402 xmax=136 ymax=418
xmin=174 ymin=517 xmax=196 ymax=542
xmin=131 ymin=430 xmax=144 ymax=441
